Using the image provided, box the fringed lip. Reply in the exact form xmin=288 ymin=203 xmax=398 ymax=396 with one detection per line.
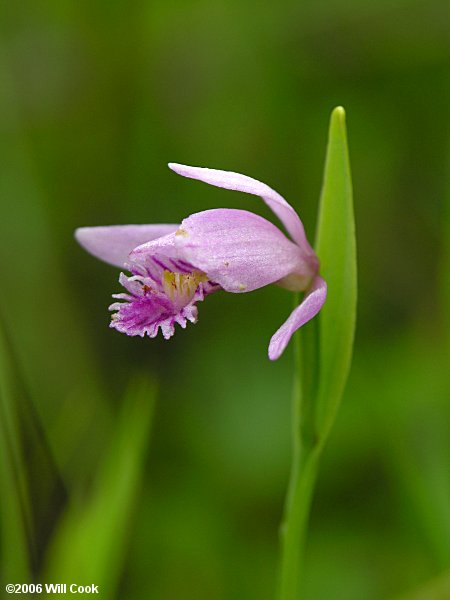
xmin=108 ymin=258 xmax=217 ymax=340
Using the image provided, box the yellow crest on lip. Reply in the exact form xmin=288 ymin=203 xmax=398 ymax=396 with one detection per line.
xmin=162 ymin=270 xmax=208 ymax=304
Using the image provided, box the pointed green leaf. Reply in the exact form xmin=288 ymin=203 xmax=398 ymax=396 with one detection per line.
xmin=278 ymin=109 xmax=357 ymax=599
xmin=0 ymin=320 xmax=33 ymax=581
xmin=0 ymin=316 xmax=67 ymax=581
xmin=314 ymin=107 xmax=357 ymax=441
xmin=45 ymin=376 xmax=156 ymax=598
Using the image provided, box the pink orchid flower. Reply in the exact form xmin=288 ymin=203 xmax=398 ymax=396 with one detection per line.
xmin=75 ymin=164 xmax=327 ymax=360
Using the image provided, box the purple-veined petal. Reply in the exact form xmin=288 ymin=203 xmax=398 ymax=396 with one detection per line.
xmin=131 ymin=209 xmax=314 ymax=293
xmin=268 ymin=276 xmax=327 ymax=360
xmin=168 ymin=163 xmax=314 ymax=256
xmin=109 ymin=273 xmax=208 ymax=340
xmin=75 ymin=224 xmax=179 ymax=268
xmin=127 ymin=231 xmax=186 ymax=282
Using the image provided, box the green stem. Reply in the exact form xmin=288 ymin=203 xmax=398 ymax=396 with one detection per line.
xmin=277 ymin=315 xmax=322 ymax=600
xmin=278 ymin=445 xmax=321 ymax=599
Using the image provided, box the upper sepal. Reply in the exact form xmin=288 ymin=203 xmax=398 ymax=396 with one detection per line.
xmin=168 ymin=163 xmax=315 ymax=257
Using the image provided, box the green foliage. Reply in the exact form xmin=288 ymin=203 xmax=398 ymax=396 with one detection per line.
xmin=0 ymin=317 xmax=67 ymax=582
xmin=314 ymin=107 xmax=357 ymax=443
xmin=391 ymin=568 xmax=450 ymax=600
xmin=45 ymin=378 xmax=155 ymax=598
xmin=278 ymin=107 xmax=357 ymax=600
xmin=0 ymin=320 xmax=32 ymax=582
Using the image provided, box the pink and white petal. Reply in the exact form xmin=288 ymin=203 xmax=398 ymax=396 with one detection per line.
xmin=176 ymin=209 xmax=312 ymax=293
xmin=168 ymin=163 xmax=314 ymax=256
xmin=268 ymin=276 xmax=327 ymax=360
xmin=129 ymin=232 xmax=183 ymax=274
xmin=130 ymin=229 xmax=182 ymax=261
xmin=116 ymin=273 xmax=145 ymax=297
xmin=75 ymin=224 xmax=179 ymax=268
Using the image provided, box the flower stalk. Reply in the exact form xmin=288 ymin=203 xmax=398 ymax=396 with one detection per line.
xmin=278 ymin=442 xmax=321 ymax=600
xmin=278 ymin=317 xmax=322 ymax=600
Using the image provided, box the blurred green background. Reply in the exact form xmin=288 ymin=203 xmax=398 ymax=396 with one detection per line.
xmin=0 ymin=1 xmax=449 ymax=599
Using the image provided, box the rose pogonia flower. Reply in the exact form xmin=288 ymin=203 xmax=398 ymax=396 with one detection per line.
xmin=75 ymin=164 xmax=327 ymax=359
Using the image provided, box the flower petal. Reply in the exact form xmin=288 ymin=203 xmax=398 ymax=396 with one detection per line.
xmin=168 ymin=163 xmax=314 ymax=256
xmin=131 ymin=209 xmax=312 ymax=293
xmin=268 ymin=276 xmax=327 ymax=360
xmin=75 ymin=224 xmax=179 ymax=268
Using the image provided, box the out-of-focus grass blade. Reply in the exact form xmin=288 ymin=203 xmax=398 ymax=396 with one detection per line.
xmin=0 ymin=315 xmax=67 ymax=581
xmin=0 ymin=319 xmax=33 ymax=581
xmin=45 ymin=377 xmax=155 ymax=598
xmin=444 ymin=134 xmax=450 ymax=357
xmin=314 ymin=107 xmax=357 ymax=441
xmin=0 ymin=43 xmax=110 ymax=486
xmin=391 ymin=569 xmax=450 ymax=600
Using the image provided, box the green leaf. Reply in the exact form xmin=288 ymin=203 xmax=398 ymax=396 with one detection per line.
xmin=0 ymin=320 xmax=33 ymax=581
xmin=314 ymin=106 xmax=357 ymax=441
xmin=45 ymin=376 xmax=156 ymax=598
xmin=277 ymin=108 xmax=357 ymax=599
xmin=0 ymin=316 xmax=66 ymax=581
